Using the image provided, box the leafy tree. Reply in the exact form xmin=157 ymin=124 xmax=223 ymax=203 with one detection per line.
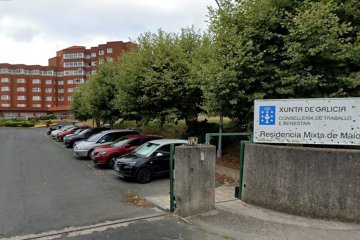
xmin=69 ymin=84 xmax=93 ymax=123
xmin=114 ymin=27 xmax=209 ymax=127
xmin=84 ymin=61 xmax=123 ymax=128
xmin=204 ymin=0 xmax=360 ymax=128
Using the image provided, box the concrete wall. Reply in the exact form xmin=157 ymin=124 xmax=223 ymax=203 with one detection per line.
xmin=242 ymin=144 xmax=360 ymax=222
xmin=174 ymin=145 xmax=216 ymax=217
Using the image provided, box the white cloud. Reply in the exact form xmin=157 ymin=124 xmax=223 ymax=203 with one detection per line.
xmin=0 ymin=0 xmax=218 ymax=65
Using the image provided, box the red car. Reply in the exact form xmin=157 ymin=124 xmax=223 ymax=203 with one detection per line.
xmin=91 ymin=135 xmax=162 ymax=168
xmin=56 ymin=125 xmax=91 ymax=142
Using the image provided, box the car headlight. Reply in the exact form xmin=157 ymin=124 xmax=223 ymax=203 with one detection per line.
xmin=97 ymin=152 xmax=107 ymax=155
xmin=77 ymin=146 xmax=84 ymax=150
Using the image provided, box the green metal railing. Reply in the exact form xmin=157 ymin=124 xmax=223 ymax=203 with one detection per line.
xmin=205 ymin=132 xmax=253 ymax=199
xmin=169 ymin=144 xmax=175 ymax=212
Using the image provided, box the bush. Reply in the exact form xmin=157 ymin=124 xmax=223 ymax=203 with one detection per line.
xmin=180 ymin=119 xmax=225 ymax=145
xmin=11 ymin=117 xmax=26 ymax=122
xmin=4 ymin=121 xmax=35 ymax=127
xmin=39 ymin=115 xmax=57 ymax=120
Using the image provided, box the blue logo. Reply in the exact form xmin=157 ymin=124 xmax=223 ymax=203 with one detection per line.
xmin=259 ymin=106 xmax=275 ymax=125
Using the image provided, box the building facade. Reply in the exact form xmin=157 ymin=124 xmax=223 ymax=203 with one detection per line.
xmin=0 ymin=41 xmax=132 ymax=119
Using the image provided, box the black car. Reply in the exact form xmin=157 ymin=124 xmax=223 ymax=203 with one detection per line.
xmin=64 ymin=127 xmax=110 ymax=148
xmin=114 ymin=139 xmax=188 ymax=183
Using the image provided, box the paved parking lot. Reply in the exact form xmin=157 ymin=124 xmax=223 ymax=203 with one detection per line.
xmin=0 ymin=127 xmax=202 ymax=239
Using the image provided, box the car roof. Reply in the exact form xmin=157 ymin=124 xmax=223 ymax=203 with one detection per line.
xmin=123 ymin=135 xmax=162 ymax=139
xmin=99 ymin=129 xmax=140 ymax=134
xmin=147 ymin=139 xmax=188 ymax=145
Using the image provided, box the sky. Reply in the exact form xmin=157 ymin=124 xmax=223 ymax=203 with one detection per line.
xmin=0 ymin=0 xmax=218 ymax=66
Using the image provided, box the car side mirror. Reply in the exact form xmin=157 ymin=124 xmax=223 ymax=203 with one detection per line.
xmin=124 ymin=144 xmax=131 ymax=148
xmin=156 ymin=152 xmax=163 ymax=157
xmin=101 ymin=139 xmax=106 ymax=143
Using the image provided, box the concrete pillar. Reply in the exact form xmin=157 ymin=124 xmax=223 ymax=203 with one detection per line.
xmin=174 ymin=145 xmax=216 ymax=217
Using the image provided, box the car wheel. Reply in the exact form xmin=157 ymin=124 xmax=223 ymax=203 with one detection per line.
xmin=87 ymin=149 xmax=94 ymax=159
xmin=136 ymin=168 xmax=152 ymax=184
xmin=107 ymin=155 xmax=119 ymax=169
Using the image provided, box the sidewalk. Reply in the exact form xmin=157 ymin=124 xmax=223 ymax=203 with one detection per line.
xmin=146 ymin=164 xmax=360 ymax=240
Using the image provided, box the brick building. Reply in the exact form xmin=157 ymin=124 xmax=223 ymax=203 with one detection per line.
xmin=0 ymin=41 xmax=132 ymax=119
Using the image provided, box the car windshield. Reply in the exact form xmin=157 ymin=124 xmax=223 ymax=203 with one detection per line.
xmin=86 ymin=133 xmax=102 ymax=142
xmin=78 ymin=129 xmax=89 ymax=136
xmin=74 ymin=129 xmax=82 ymax=134
xmin=61 ymin=126 xmax=72 ymax=131
xmin=111 ymin=137 xmax=130 ymax=147
xmin=133 ymin=142 xmax=160 ymax=156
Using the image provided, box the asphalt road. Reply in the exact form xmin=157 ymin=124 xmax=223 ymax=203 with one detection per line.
xmin=0 ymin=127 xmax=223 ymax=240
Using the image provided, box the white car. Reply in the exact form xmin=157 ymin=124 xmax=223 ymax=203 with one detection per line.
xmin=51 ymin=125 xmax=73 ymax=138
xmin=73 ymin=129 xmax=141 ymax=158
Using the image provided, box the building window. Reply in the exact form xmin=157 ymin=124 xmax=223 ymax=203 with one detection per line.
xmin=58 ymin=80 xmax=64 ymax=85
xmin=32 ymin=79 xmax=40 ymax=84
xmin=63 ymin=53 xmax=84 ymax=59
xmin=4 ymin=113 xmax=18 ymax=117
xmin=58 ymin=97 xmax=64 ymax=101
xmin=1 ymin=78 xmax=9 ymax=83
xmin=33 ymin=96 xmax=41 ymax=101
xmin=17 ymin=96 xmax=26 ymax=100
xmin=92 ymin=70 xmax=97 ymax=74
xmin=1 ymin=86 xmax=10 ymax=91
xmin=1 ymin=95 xmax=10 ymax=100
xmin=58 ymin=89 xmax=64 ymax=93
xmin=1 ymin=104 xmax=10 ymax=107
xmin=36 ymin=113 xmax=46 ymax=117
xmin=45 ymin=96 xmax=52 ymax=101
xmin=68 ymin=96 xmax=73 ymax=101
xmin=32 ymin=104 xmax=41 ymax=107
xmin=86 ymin=63 xmax=91 ymax=68
xmin=17 ymin=78 xmax=25 ymax=83
xmin=45 ymin=105 xmax=52 ymax=107
xmin=86 ymin=71 xmax=90 ymax=76
xmin=99 ymin=59 xmax=104 ymax=64
xmin=67 ymin=79 xmax=74 ymax=84
xmin=91 ymin=53 xmax=96 ymax=57
xmin=86 ymin=55 xmax=90 ymax=59
xmin=20 ymin=113 xmax=33 ymax=117
xmin=17 ymin=104 xmax=26 ymax=107
xmin=55 ymin=113 xmax=60 ymax=118
xmin=108 ymin=57 xmax=113 ymax=62
xmin=45 ymin=88 xmax=52 ymax=93
xmin=68 ymin=88 xmax=74 ymax=92
xmin=32 ymin=87 xmax=41 ymax=92
xmin=91 ymin=61 xmax=97 ymax=66
xmin=99 ymin=50 xmax=104 ymax=55
xmin=62 ymin=113 xmax=67 ymax=118
xmin=17 ymin=87 xmax=25 ymax=92
xmin=107 ymin=48 xmax=113 ymax=53
xmin=46 ymin=80 xmax=52 ymax=84
xmin=74 ymin=78 xmax=85 ymax=84
xmin=64 ymin=61 xmax=84 ymax=67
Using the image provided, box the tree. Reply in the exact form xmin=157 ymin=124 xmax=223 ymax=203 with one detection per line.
xmin=114 ymin=27 xmax=209 ymax=127
xmin=204 ymin=0 xmax=360 ymax=128
xmin=69 ymin=84 xmax=92 ymax=123
xmin=85 ymin=60 xmax=123 ymax=128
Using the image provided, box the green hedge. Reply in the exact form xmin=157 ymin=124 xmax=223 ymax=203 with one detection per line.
xmin=4 ymin=121 xmax=35 ymax=127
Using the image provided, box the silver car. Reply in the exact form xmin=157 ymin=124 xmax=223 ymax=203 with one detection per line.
xmin=73 ymin=129 xmax=141 ymax=158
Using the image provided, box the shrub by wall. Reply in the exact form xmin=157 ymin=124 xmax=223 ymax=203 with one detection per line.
xmin=4 ymin=121 xmax=35 ymax=127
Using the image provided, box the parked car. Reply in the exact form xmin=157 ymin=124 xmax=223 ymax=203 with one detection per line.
xmin=63 ymin=128 xmax=85 ymax=141
xmin=73 ymin=129 xmax=141 ymax=159
xmin=51 ymin=125 xmax=74 ymax=138
xmin=91 ymin=135 xmax=162 ymax=168
xmin=64 ymin=127 xmax=110 ymax=148
xmin=56 ymin=125 xmax=91 ymax=142
xmin=114 ymin=139 xmax=188 ymax=183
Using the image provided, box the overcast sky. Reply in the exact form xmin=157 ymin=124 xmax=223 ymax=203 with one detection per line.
xmin=0 ymin=0 xmax=218 ymax=66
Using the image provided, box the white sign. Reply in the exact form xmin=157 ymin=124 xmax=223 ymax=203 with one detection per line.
xmin=253 ymin=98 xmax=360 ymax=145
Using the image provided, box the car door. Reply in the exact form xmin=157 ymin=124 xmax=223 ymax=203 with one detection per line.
xmin=151 ymin=144 xmax=171 ymax=177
